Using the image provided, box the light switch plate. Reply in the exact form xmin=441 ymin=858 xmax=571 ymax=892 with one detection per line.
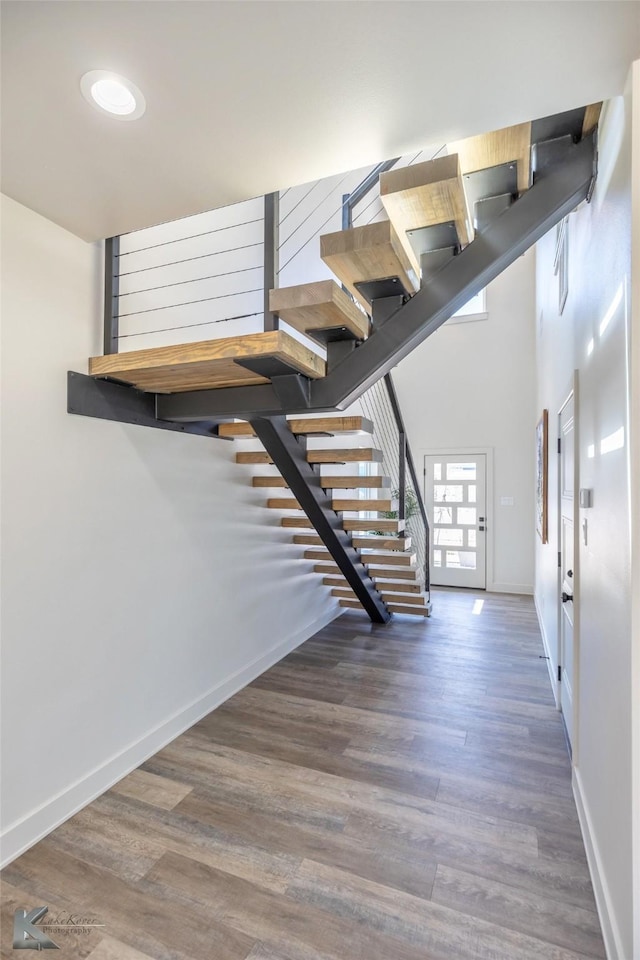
xmin=579 ymin=488 xmax=593 ymax=508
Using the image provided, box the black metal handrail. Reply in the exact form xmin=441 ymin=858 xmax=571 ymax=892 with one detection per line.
xmin=341 ymin=159 xmax=400 ymax=229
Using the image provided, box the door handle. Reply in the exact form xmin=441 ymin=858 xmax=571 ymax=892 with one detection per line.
xmin=562 ymin=592 xmax=573 ymax=603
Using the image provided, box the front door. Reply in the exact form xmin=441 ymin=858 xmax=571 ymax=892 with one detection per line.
xmin=425 ymin=454 xmax=487 ymax=589
xmin=559 ymin=394 xmax=576 ymax=750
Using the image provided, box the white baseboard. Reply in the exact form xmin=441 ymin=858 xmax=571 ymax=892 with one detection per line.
xmin=533 ymin=591 xmax=559 ymax=707
xmin=487 ymin=582 xmax=534 ymax=595
xmin=573 ymin=767 xmax=627 ymax=960
xmin=0 ymin=607 xmax=338 ymax=868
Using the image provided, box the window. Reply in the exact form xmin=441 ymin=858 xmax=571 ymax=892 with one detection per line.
xmin=554 ymin=216 xmax=569 ymax=314
xmin=450 ymin=288 xmax=487 ymax=324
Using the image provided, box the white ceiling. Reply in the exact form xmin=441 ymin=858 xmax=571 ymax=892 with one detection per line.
xmin=2 ymin=1 xmax=639 ymax=242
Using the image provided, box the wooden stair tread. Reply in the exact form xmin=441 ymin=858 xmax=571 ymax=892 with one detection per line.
xmin=267 ymin=498 xmax=302 ymax=510
xmin=447 ymin=121 xmax=532 ymax=195
xmin=269 ymin=280 xmax=369 ymax=343
xmin=296 ymin=535 xmax=411 ymax=551
xmin=582 ymin=103 xmax=602 ymax=137
xmin=339 ymin=598 xmax=429 ymax=617
xmin=281 ymin=517 xmax=404 ymax=533
xmin=332 ymin=588 xmax=426 ymax=606
xmin=252 ymin=476 xmax=288 ymax=487
xmin=315 ymin=564 xmax=418 ymax=580
xmin=320 ymin=219 xmax=419 ymax=314
xmin=252 ymin=473 xmax=391 ymax=489
xmin=237 ymin=447 xmax=383 ymax=465
xmin=344 ymin=518 xmax=403 ymax=533
xmin=236 ymin=451 xmax=273 ymax=464
xmin=269 ymin=497 xmax=393 ymax=512
xmin=308 ymin=448 xmax=383 ymax=464
xmin=89 ymin=331 xmax=325 ymax=394
xmin=333 ymin=498 xmax=395 ymax=512
xmin=305 ymin=549 xmax=416 ymax=566
xmin=322 ymin=576 xmax=421 ymax=594
xmin=318 ymin=475 xmax=391 ymax=489
xmin=221 ymin=416 xmax=373 ymax=438
xmin=380 ymin=154 xmax=473 ymax=274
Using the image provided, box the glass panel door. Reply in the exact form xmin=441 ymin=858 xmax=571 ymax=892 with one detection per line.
xmin=425 ymin=454 xmax=487 ymax=588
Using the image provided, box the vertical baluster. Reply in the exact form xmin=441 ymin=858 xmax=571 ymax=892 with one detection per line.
xmin=342 ymin=193 xmax=351 ymax=230
xmin=398 ymin=431 xmax=406 ymax=524
xmin=103 ymin=236 xmax=119 ymax=355
xmin=424 ymin=516 xmax=430 ymax=599
xmin=263 ymin=192 xmax=279 ymax=331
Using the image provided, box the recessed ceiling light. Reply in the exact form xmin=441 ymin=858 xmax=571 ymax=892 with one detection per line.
xmin=80 ymin=71 xmax=146 ymax=121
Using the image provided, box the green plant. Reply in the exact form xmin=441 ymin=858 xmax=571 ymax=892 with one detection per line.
xmin=371 ymin=487 xmax=419 ymax=536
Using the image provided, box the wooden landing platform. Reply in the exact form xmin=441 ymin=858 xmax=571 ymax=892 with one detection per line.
xmin=88 ymin=331 xmax=325 ymax=394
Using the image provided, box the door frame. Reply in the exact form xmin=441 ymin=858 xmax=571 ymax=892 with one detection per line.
xmin=557 ymin=373 xmax=580 ymax=764
xmin=421 ymin=447 xmax=494 ymax=591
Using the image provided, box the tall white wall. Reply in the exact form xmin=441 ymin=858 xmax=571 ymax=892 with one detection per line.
xmin=392 ymin=250 xmax=537 ymax=595
xmin=535 ymin=90 xmax=635 ymax=960
xmin=0 ymin=195 xmax=338 ymax=867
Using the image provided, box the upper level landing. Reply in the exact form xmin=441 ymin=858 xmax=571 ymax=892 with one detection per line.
xmin=87 ymin=104 xmax=600 ymax=400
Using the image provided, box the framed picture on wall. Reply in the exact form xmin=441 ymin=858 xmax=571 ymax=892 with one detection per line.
xmin=536 ymin=410 xmax=549 ymax=544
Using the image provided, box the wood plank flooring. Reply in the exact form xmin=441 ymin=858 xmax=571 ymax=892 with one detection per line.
xmin=1 ymin=589 xmax=605 ymax=959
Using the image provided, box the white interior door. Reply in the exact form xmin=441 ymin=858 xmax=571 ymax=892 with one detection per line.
xmin=559 ymin=395 xmax=576 ymax=749
xmin=425 ymin=454 xmax=487 ymax=589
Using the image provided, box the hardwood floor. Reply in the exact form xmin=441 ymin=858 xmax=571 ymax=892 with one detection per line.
xmin=1 ymin=589 xmax=605 ymax=959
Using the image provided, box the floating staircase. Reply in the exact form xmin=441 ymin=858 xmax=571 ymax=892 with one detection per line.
xmin=86 ymin=105 xmax=599 ymax=402
xmin=78 ymin=104 xmax=602 ymax=623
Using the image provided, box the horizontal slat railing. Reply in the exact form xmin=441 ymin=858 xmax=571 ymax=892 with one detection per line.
xmin=109 ymin=197 xmax=266 ymax=352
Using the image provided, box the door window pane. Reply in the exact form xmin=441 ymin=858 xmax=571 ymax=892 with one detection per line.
xmin=433 ymin=549 xmax=442 ymax=567
xmin=434 ymin=528 xmax=464 ymax=547
xmin=447 ymin=462 xmax=477 ymax=481
xmin=434 ymin=506 xmax=453 ymax=524
xmin=433 ymin=463 xmax=442 ymax=481
xmin=434 ymin=485 xmax=463 ymax=503
xmin=457 ymin=507 xmax=476 ymax=525
xmin=445 ymin=550 xmax=477 ymax=569
xmin=467 ymin=485 xmax=477 ymax=503
xmin=468 ymin=529 xmax=477 ymax=547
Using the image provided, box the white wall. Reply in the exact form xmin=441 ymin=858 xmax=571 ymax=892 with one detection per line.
xmin=535 ymin=90 xmax=635 ymax=960
xmin=392 ymin=250 xmax=537 ymax=595
xmin=0 ymin=195 xmax=338 ymax=867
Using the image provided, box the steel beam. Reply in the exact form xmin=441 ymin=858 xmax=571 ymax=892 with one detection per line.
xmin=157 ymin=134 xmax=596 ymax=424
xmin=249 ymin=416 xmax=390 ymax=624
xmin=67 ymin=372 xmax=228 ymax=439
